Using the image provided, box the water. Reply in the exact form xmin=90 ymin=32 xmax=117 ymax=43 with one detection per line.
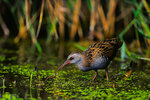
xmin=0 ymin=38 xmax=150 ymax=99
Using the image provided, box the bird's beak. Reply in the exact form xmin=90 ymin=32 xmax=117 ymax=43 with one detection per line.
xmin=57 ymin=60 xmax=70 ymax=71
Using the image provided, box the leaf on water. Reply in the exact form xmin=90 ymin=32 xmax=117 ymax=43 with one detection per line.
xmin=124 ymin=69 xmax=132 ymax=79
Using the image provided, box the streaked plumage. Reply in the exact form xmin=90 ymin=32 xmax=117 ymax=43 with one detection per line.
xmin=58 ymin=38 xmax=122 ymax=81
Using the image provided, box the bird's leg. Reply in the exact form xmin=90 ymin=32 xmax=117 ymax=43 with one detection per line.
xmin=105 ymin=68 xmax=109 ymax=81
xmin=92 ymin=70 xmax=98 ymax=81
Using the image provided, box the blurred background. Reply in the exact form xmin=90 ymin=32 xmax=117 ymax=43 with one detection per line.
xmin=0 ymin=0 xmax=150 ymax=60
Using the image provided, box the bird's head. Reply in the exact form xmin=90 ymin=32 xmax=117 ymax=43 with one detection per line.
xmin=57 ymin=53 xmax=82 ymax=71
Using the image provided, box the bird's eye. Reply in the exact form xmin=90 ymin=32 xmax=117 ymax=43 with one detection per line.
xmin=69 ymin=57 xmax=74 ymax=60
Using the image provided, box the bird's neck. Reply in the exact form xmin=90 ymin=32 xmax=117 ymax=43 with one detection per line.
xmin=75 ymin=54 xmax=88 ymax=71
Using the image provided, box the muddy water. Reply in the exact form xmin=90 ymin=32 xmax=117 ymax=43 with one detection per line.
xmin=0 ymin=38 xmax=150 ymax=99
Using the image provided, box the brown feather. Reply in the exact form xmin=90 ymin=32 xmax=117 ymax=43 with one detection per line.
xmin=82 ymin=38 xmax=122 ymax=66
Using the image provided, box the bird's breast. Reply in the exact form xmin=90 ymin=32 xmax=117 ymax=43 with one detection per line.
xmin=76 ymin=56 xmax=109 ymax=71
xmin=91 ymin=56 xmax=109 ymax=69
xmin=76 ymin=60 xmax=92 ymax=71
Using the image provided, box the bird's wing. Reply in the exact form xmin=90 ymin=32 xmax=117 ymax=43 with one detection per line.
xmin=82 ymin=38 xmax=122 ymax=64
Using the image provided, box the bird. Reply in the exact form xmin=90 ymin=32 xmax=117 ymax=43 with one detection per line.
xmin=57 ymin=38 xmax=123 ymax=81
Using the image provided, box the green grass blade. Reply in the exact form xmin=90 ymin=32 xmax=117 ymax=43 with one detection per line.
xmin=133 ymin=2 xmax=143 ymax=18
xmin=139 ymin=15 xmax=150 ymax=36
xmin=35 ymin=42 xmax=42 ymax=54
xmin=134 ymin=24 xmax=150 ymax=39
xmin=119 ymin=19 xmax=136 ymax=40
xmin=86 ymin=0 xmax=93 ymax=12
xmin=119 ymin=19 xmax=136 ymax=60
xmin=131 ymin=53 xmax=150 ymax=61
xmin=125 ymin=45 xmax=132 ymax=57
xmin=29 ymin=20 xmax=42 ymax=54
xmin=74 ymin=43 xmax=86 ymax=51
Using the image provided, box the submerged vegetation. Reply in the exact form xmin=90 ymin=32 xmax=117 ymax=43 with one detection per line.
xmin=0 ymin=38 xmax=150 ymax=99
xmin=0 ymin=0 xmax=150 ymax=99
xmin=0 ymin=50 xmax=150 ymax=99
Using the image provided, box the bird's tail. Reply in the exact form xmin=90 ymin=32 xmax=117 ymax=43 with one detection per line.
xmin=116 ymin=38 xmax=123 ymax=49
